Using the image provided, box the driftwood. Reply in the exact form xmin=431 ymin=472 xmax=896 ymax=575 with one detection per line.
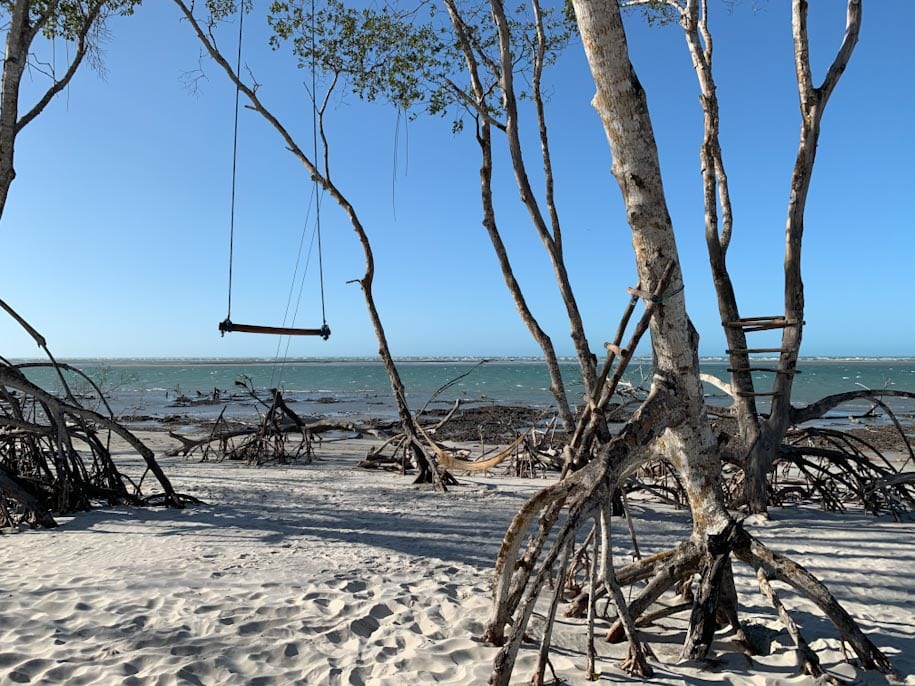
xmin=358 ymin=370 xmax=540 ymax=485
xmin=416 ymin=422 xmax=530 ymax=473
xmin=168 ymin=389 xmax=357 ymax=465
xmin=0 ymin=299 xmax=190 ymax=529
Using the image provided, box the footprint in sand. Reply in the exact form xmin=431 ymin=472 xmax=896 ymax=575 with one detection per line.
xmin=5 ymin=658 xmax=55 ymax=684
xmin=193 ymin=604 xmax=220 ymax=615
xmin=349 ymin=615 xmax=380 ymax=638
xmin=237 ymin=620 xmax=268 ymax=636
xmin=170 ymin=644 xmax=201 ymax=657
xmin=0 ymin=653 xmax=24 ymax=669
xmin=369 ymin=603 xmax=394 ymax=621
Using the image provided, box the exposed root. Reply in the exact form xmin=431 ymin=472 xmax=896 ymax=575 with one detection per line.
xmin=632 ymin=410 xmax=915 ymax=519
xmin=619 ymin=640 xmax=656 ymax=677
xmin=681 ymin=520 xmax=740 ymax=661
xmin=169 ymin=393 xmax=359 ymax=466
xmin=605 ymin=540 xmax=700 ymax=643
xmin=1 ymin=301 xmax=189 ymax=528
xmin=489 ymin=470 xmax=897 ymax=683
xmin=531 ymin=541 xmax=573 ymax=686
xmin=733 ymin=528 xmax=897 ymax=677
xmin=775 ymin=425 xmax=915 ymax=518
xmin=754 ymin=567 xmax=826 ymax=679
xmin=598 ymin=503 xmax=653 ymax=676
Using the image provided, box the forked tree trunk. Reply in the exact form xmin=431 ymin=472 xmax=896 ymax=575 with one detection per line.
xmin=745 ymin=0 xmax=861 ymax=514
xmin=679 ymin=0 xmax=762 ymax=447
xmin=674 ymin=0 xmax=862 ymax=514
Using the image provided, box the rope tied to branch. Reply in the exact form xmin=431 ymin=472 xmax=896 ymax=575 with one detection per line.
xmin=626 ymin=283 xmax=684 ymax=305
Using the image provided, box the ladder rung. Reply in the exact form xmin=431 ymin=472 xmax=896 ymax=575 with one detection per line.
xmin=732 ymin=314 xmax=785 ymax=324
xmin=727 ymin=367 xmax=800 ymax=375
xmin=725 ymin=319 xmax=798 ymax=331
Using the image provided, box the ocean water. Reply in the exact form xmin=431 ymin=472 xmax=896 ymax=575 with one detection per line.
xmin=11 ymin=357 xmax=915 ymax=427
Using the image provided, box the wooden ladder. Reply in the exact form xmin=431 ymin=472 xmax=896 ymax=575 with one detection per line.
xmin=724 ymin=317 xmax=802 ymax=397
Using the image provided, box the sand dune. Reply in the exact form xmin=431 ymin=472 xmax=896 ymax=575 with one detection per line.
xmin=1 ymin=434 xmax=913 ymax=685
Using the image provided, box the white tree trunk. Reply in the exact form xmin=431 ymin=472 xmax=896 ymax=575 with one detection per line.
xmin=570 ymin=0 xmax=729 ymax=538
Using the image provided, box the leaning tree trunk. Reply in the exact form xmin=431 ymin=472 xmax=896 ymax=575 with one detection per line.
xmin=443 ymin=0 xmax=576 ymax=429
xmin=475 ymin=105 xmax=576 ymax=430
xmin=174 ymin=0 xmax=448 ymax=488
xmin=0 ymin=0 xmax=106 ymax=220
xmin=490 ymin=0 xmax=599 ymax=396
xmin=0 ymin=0 xmax=31 ymax=218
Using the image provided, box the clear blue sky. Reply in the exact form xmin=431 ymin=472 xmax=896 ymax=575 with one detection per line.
xmin=1 ymin=1 xmax=912 ymax=359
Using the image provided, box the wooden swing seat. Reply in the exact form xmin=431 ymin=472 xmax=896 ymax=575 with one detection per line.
xmin=219 ymin=319 xmax=331 ymax=340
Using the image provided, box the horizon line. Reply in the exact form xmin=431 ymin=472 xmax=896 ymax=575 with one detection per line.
xmin=7 ymin=355 xmax=915 ymax=364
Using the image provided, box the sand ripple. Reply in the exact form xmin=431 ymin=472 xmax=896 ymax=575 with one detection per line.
xmin=2 ymin=442 xmax=912 ymax=685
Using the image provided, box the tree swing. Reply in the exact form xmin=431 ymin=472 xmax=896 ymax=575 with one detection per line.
xmin=218 ymin=6 xmax=331 ymax=341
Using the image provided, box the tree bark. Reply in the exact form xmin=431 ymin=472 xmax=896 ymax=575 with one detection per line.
xmin=0 ymin=0 xmax=31 ymax=218
xmin=489 ymin=0 xmax=598 ymax=395
xmin=679 ymin=0 xmax=761 ymax=449
xmin=571 ymin=0 xmax=729 ymax=539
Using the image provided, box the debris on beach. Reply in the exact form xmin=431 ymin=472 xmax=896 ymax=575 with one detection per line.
xmin=0 ymin=300 xmax=194 ymax=530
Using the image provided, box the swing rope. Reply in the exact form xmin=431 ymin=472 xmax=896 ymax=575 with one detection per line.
xmin=270 ymin=0 xmax=327 ymax=388
xmin=311 ymin=0 xmax=328 ymax=331
xmin=219 ymin=2 xmax=330 ymax=342
xmin=225 ymin=6 xmax=244 ymax=324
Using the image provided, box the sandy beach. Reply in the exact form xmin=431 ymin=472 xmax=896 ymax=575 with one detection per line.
xmin=1 ymin=430 xmax=913 ymax=685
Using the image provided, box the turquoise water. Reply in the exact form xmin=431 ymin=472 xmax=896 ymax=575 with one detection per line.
xmin=12 ymin=357 xmax=915 ymax=424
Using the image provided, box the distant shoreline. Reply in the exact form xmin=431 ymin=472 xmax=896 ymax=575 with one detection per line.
xmin=9 ymin=355 xmax=915 ymax=366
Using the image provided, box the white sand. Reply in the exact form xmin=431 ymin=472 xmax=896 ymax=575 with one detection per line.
xmin=1 ymin=433 xmax=913 ymax=685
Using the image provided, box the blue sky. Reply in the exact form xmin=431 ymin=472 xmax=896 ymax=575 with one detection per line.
xmin=1 ymin=1 xmax=912 ymax=360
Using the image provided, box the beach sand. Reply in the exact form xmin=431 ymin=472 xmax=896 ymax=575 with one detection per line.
xmin=1 ymin=432 xmax=913 ymax=685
